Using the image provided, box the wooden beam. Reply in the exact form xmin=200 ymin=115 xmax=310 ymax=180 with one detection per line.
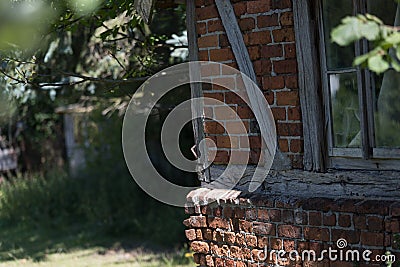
xmin=186 ymin=0 xmax=208 ymax=182
xmin=293 ymin=0 xmax=327 ymax=171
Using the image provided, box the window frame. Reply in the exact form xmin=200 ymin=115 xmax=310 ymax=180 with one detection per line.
xmin=293 ymin=0 xmax=400 ymax=171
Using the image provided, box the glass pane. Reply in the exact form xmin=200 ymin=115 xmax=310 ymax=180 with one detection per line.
xmin=367 ymin=0 xmax=398 ymax=25
xmin=370 ymin=1 xmax=400 ymax=148
xmin=374 ymin=71 xmax=400 ymax=148
xmin=322 ymin=0 xmax=355 ymax=70
xmin=330 ymin=73 xmax=361 ymax=148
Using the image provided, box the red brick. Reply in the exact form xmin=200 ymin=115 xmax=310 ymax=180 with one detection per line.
xmin=353 ymin=215 xmax=367 ymax=230
xmin=271 ymin=107 xmax=286 ymax=120
xmin=253 ymin=59 xmax=272 ymax=75
xmin=253 ymin=222 xmax=275 ymax=235
xmin=257 ymin=14 xmax=279 ymax=28
xmin=246 ymin=234 xmax=257 ymax=247
xmin=185 ymin=229 xmax=197 ymax=241
xmin=281 ymin=210 xmax=294 ymax=224
xmin=285 ymin=75 xmax=298 ymax=88
xmin=230 ymin=150 xmax=251 ymax=164
xmin=262 ymin=76 xmax=285 ymax=90
xmin=199 ymin=50 xmax=209 ymax=61
xmin=209 ymin=48 xmax=234 ymax=62
xmin=280 ymin=12 xmax=293 ymax=26
xmin=274 ymin=59 xmax=298 ymax=74
xmin=239 ymin=17 xmax=255 ymax=31
xmin=226 ymin=259 xmax=235 ymax=267
xmin=214 ymin=106 xmax=237 ymax=120
xmin=225 ymin=92 xmax=246 ymax=105
xmin=323 ymin=213 xmax=336 ymax=226
xmin=237 ymin=106 xmax=254 ymax=119
xmin=271 ymin=0 xmax=292 ymax=9
xmin=225 ymin=231 xmax=236 ymax=244
xmin=338 ymin=214 xmax=351 ymax=228
xmin=304 ymin=227 xmax=330 ymax=242
xmin=233 ymin=2 xmax=247 ymax=17
xmin=247 ymin=0 xmax=270 ymax=13
xmin=213 ymin=150 xmax=229 ymax=164
xmin=264 ymin=91 xmax=274 ymax=105
xmin=236 ymin=233 xmax=245 ymax=246
xmin=247 ymin=46 xmax=260 ymax=60
xmin=197 ymin=22 xmax=207 ymax=35
xmin=234 ymin=207 xmax=246 ymax=218
xmin=261 ymin=44 xmax=283 ymax=58
xmin=206 ymin=255 xmax=214 ymax=267
xmin=367 ymin=216 xmax=383 ymax=231
xmin=195 ymin=0 xmax=205 ymax=7
xmin=204 ymin=121 xmax=225 ymax=135
xmin=276 ymin=90 xmax=299 ymax=106
xmin=183 ymin=216 xmax=207 ymax=228
xmin=201 ymin=63 xmax=221 ymax=77
xmin=239 ymin=219 xmax=253 ymax=233
xmin=216 ymin=136 xmax=239 ymax=149
xmin=391 ymin=204 xmax=400 ymax=216
xmin=244 ymin=31 xmax=271 ymax=46
xmin=272 ymin=28 xmax=295 ymax=42
xmin=279 ymin=138 xmax=289 ymax=152
xmin=191 ymin=241 xmax=210 ymax=254
xmin=309 ymin=211 xmax=322 ymax=226
xmin=225 ymin=121 xmax=249 ymax=134
xmin=278 ymin=225 xmax=301 ymax=238
xmin=331 ymin=229 xmax=360 ymax=244
xmin=219 ymin=34 xmax=229 ymax=48
xmin=288 ymin=107 xmax=301 ymax=121
xmin=203 ymin=228 xmax=213 ymax=240
xmin=196 ymin=5 xmax=218 ymax=21
xmin=276 ymin=122 xmax=303 ymax=136
xmin=208 ymin=19 xmax=224 ymax=33
xmin=208 ymin=217 xmax=231 ymax=230
xmin=290 ymin=139 xmax=303 ymax=153
xmin=360 ymin=232 xmax=384 ymax=246
xmin=215 ymin=257 xmax=224 ymax=267
xmin=213 ymin=76 xmax=236 ymax=90
xmin=284 ymin=43 xmax=296 ymax=58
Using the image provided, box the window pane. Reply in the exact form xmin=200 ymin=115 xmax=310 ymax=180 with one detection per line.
xmin=367 ymin=0 xmax=398 ymax=25
xmin=322 ymin=0 xmax=355 ymax=70
xmin=374 ymin=71 xmax=400 ymax=148
xmin=369 ymin=2 xmax=400 ymax=148
xmin=330 ymin=73 xmax=361 ymax=148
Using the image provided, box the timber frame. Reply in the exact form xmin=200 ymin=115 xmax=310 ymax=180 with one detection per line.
xmin=293 ymin=0 xmax=400 ymax=171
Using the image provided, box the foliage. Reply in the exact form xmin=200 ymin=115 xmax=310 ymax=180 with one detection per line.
xmin=332 ymin=12 xmax=400 ymax=74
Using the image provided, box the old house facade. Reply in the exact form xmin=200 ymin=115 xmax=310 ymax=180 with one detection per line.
xmin=180 ymin=0 xmax=400 ymax=266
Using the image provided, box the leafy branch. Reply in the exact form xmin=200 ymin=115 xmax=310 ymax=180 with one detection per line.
xmin=332 ymin=13 xmax=400 ymax=74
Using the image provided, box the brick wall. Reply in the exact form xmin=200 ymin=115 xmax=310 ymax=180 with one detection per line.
xmin=184 ymin=189 xmax=400 ymax=267
xmin=195 ymin=0 xmax=303 ymax=169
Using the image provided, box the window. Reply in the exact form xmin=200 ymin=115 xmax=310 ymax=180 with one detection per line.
xmin=293 ymin=0 xmax=400 ymax=170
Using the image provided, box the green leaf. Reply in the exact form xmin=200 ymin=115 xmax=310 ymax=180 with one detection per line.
xmin=365 ymin=13 xmax=383 ymax=25
xmin=385 ymin=32 xmax=400 ymax=45
xmin=368 ymin=54 xmax=389 ymax=74
xmin=391 ymin=60 xmax=400 ymax=72
xmin=396 ymin=46 xmax=400 ymax=60
xmin=331 ymin=17 xmax=362 ymax=46
xmin=353 ymin=53 xmax=370 ymax=66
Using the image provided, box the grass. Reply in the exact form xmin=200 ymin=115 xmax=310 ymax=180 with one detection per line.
xmin=0 ymin=223 xmax=195 ymax=266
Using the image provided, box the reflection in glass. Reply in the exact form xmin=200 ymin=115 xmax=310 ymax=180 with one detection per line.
xmin=330 ymin=73 xmax=360 ymax=147
xmin=322 ymin=0 xmax=354 ymax=70
xmin=375 ymin=70 xmax=400 ymax=148
xmin=373 ymin=4 xmax=400 ymax=148
xmin=367 ymin=0 xmax=397 ymax=25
